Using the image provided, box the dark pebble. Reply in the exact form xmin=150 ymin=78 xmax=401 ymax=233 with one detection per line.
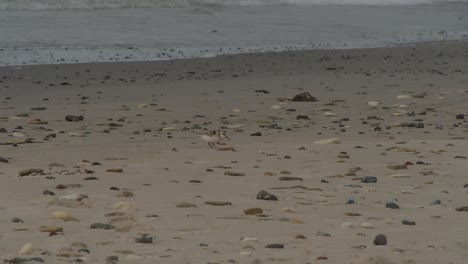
xmin=0 ymin=156 xmax=8 ymax=163
xmin=110 ymin=186 xmax=120 ymax=191
xmin=250 ymin=132 xmax=262 ymax=136
xmin=256 ymin=190 xmax=278 ymax=201
xmin=361 ymin=176 xmax=377 ymax=183
xmin=43 ymin=190 xmax=55 ymax=196
xmin=12 ymin=217 xmax=24 ymax=223
xmin=456 ymin=114 xmax=465 ymax=120
xmin=83 ymin=176 xmax=99 ymax=180
xmin=373 ymin=234 xmax=387 ymax=246
xmin=65 ymin=115 xmax=84 ymax=122
xmin=90 ymin=223 xmax=115 ymax=230
xmin=385 ymin=202 xmax=399 ymax=209
xmin=401 ymin=220 xmax=416 ymax=225
xmin=135 ymin=234 xmax=153 ymax=244
xmin=105 ymin=256 xmax=119 ymax=264
xmin=455 ymin=206 xmax=468 ymax=212
xmin=265 ymin=243 xmax=284 ymax=249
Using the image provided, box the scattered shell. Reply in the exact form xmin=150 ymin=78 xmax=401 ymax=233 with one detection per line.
xmin=314 ymin=138 xmax=340 ymax=144
xmin=52 ymin=211 xmax=78 ymax=222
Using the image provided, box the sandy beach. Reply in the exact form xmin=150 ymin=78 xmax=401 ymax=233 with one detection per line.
xmin=1 ymin=41 xmax=468 ymax=263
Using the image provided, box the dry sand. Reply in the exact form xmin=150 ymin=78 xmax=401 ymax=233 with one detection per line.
xmin=1 ymin=41 xmax=468 ymax=264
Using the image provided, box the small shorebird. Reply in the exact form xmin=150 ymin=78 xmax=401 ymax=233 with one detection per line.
xmin=201 ymin=130 xmax=230 ymax=148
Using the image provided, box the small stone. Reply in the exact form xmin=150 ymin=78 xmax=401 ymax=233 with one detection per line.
xmin=106 ymin=256 xmax=119 ymax=264
xmin=204 ymin=201 xmax=232 ymax=206
xmin=456 ymin=113 xmax=465 ymax=120
xmin=401 ymin=220 xmax=416 ymax=225
xmin=278 ymin=176 xmax=303 ymax=181
xmin=361 ymin=176 xmax=377 ymax=183
xmin=0 ymin=156 xmax=8 ymax=163
xmin=291 ymin=92 xmax=317 ymax=102
xmin=367 ymin=101 xmax=380 ymax=107
xmin=43 ymin=190 xmax=55 ymax=196
xmin=373 ymin=234 xmax=387 ymax=245
xmin=83 ymin=176 xmax=98 ymax=180
xmin=90 ymin=223 xmax=115 ymax=230
xmin=455 ymin=206 xmax=468 ymax=212
xmin=224 ymin=171 xmax=245 ymax=176
xmin=250 ymin=132 xmax=262 ymax=136
xmin=18 ymin=168 xmax=44 ymax=176
xmin=256 ymin=190 xmax=278 ymax=201
xmin=65 ymin=115 xmax=84 ymax=122
xmin=134 ymin=234 xmax=153 ymax=244
xmin=265 ymin=243 xmax=284 ymax=249
xmin=106 ymin=168 xmax=123 ymax=173
xmin=244 ymin=208 xmax=263 ymax=215
xmin=316 ymin=231 xmax=331 ymax=237
xmin=430 ymin=199 xmax=441 ymax=205
xmin=295 ymin=234 xmax=306 ymax=239
xmin=176 ymin=202 xmax=196 ymax=208
xmin=12 ymin=217 xmax=24 ymax=223
xmin=39 ymin=226 xmax=63 ymax=233
xmin=385 ymin=202 xmax=399 ymax=209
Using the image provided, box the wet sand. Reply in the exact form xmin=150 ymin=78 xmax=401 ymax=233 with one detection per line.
xmin=1 ymin=41 xmax=468 ymax=264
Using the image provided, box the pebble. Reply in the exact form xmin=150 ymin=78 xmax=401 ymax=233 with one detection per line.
xmin=455 ymin=206 xmax=468 ymax=212
xmin=204 ymin=201 xmax=232 ymax=206
xmin=316 ymin=231 xmax=331 ymax=237
xmin=18 ymin=168 xmax=44 ymax=176
xmin=456 ymin=113 xmax=465 ymax=120
xmin=401 ymin=220 xmax=416 ymax=225
xmin=39 ymin=226 xmax=63 ymax=233
xmin=430 ymin=199 xmax=441 ymax=205
xmin=134 ymin=234 xmax=153 ymax=244
xmin=265 ymin=243 xmax=284 ymax=249
xmin=291 ymin=92 xmax=317 ymax=102
xmin=244 ymin=208 xmax=263 ymax=215
xmin=256 ymin=190 xmax=278 ymax=201
xmin=106 ymin=256 xmax=119 ymax=264
xmin=106 ymin=168 xmax=123 ymax=173
xmin=65 ymin=115 xmax=84 ymax=122
xmin=361 ymin=222 xmax=374 ymax=228
xmin=361 ymin=176 xmax=377 ymax=183
xmin=367 ymin=101 xmax=380 ymax=107
xmin=385 ymin=202 xmax=399 ymax=209
xmin=373 ymin=234 xmax=387 ymax=245
xmin=278 ymin=176 xmax=302 ymax=181
xmin=43 ymin=190 xmax=55 ymax=196
xmin=0 ymin=156 xmax=8 ymax=163
xmin=176 ymin=202 xmax=197 ymax=208
xmin=90 ymin=223 xmax=115 ymax=229
xmin=12 ymin=217 xmax=24 ymax=223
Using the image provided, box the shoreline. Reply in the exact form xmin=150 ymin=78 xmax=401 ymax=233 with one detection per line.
xmin=2 ymin=39 xmax=467 ymax=68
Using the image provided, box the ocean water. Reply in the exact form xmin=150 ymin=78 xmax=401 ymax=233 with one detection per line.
xmin=0 ymin=0 xmax=467 ymax=66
